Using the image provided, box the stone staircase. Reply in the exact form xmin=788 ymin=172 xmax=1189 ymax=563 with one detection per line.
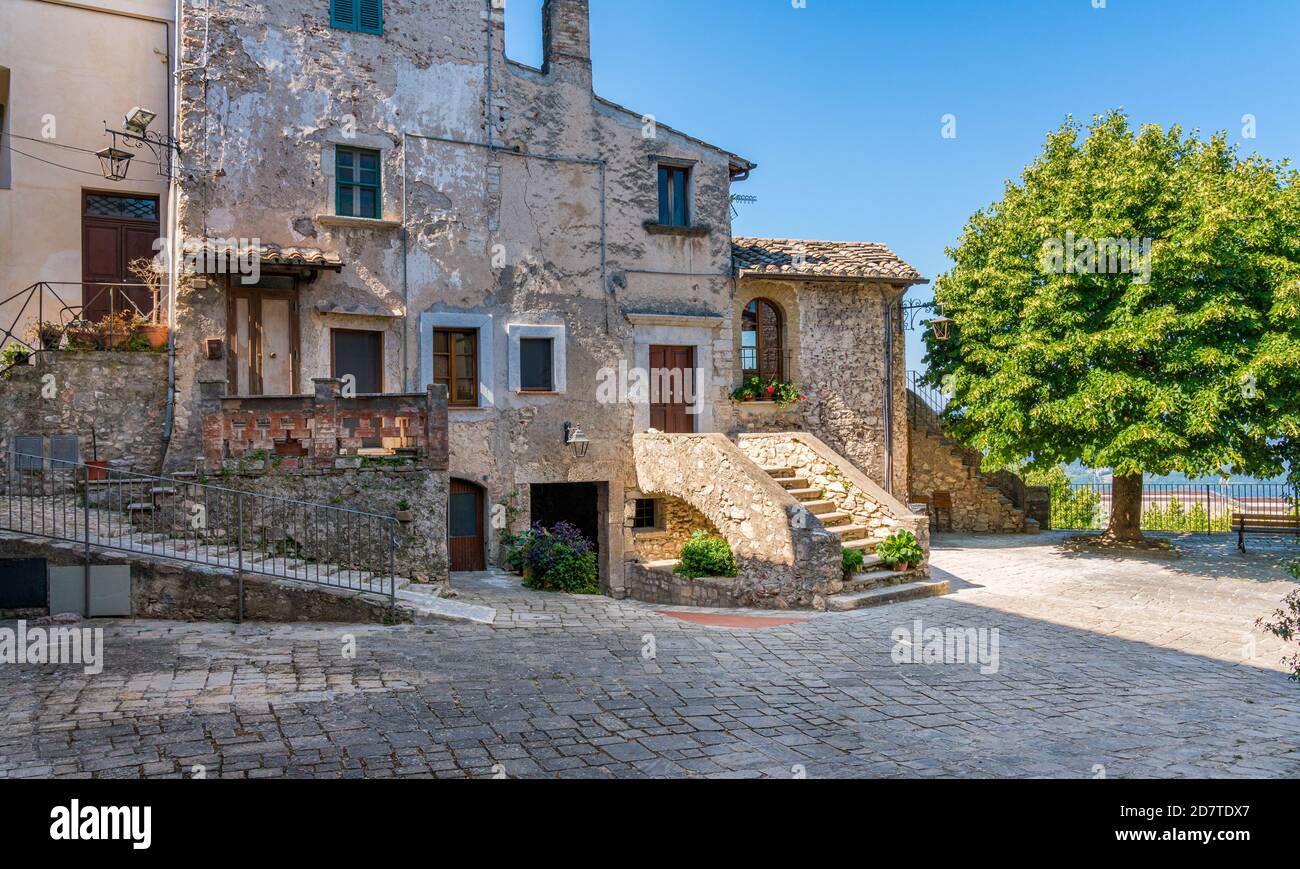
xmin=908 ymin=394 xmax=1037 ymax=534
xmin=760 ymin=464 xmax=881 ymax=555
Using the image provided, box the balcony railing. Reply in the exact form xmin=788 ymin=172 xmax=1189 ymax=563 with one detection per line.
xmin=1 ymin=280 xmax=163 ymax=376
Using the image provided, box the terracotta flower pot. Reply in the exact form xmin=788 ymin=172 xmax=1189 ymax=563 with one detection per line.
xmin=395 ymin=510 xmax=414 ymax=523
xmin=136 ymin=324 xmax=169 ymax=350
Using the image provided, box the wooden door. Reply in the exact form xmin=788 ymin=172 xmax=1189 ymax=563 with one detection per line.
xmin=227 ymin=282 xmax=299 ymax=396
xmin=449 ymin=480 xmax=486 ymax=571
xmin=81 ymin=192 xmax=160 ymax=321
xmin=649 ymin=345 xmax=696 ymax=434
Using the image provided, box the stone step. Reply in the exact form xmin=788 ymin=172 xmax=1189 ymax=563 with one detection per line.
xmin=826 ymin=578 xmax=950 ymax=612
xmin=840 ymin=565 xmax=917 ymax=594
xmin=785 ymin=487 xmax=822 ymax=501
xmin=125 ymin=502 xmax=154 ymax=513
xmin=841 ymin=537 xmax=879 ymax=553
xmin=814 ymin=511 xmax=853 ymax=527
xmin=761 ymin=466 xmax=794 ymax=478
xmin=772 ymin=476 xmax=811 ymax=490
xmin=825 ymin=523 xmax=869 ymax=541
xmin=801 ymin=499 xmax=838 ymax=516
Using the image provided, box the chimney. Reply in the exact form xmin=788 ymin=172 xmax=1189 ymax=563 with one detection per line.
xmin=542 ymin=0 xmax=591 ymax=84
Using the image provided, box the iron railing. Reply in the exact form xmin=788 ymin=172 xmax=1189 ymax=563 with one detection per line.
xmin=908 ymin=370 xmax=950 ymax=415
xmin=0 ymin=281 xmax=161 ymax=377
xmin=1050 ymin=481 xmax=1300 ymax=534
xmin=0 ymin=449 xmax=399 ymax=615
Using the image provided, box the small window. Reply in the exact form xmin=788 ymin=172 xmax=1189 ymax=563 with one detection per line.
xmin=519 ymin=337 xmax=554 ymax=392
xmin=633 ymin=499 xmax=661 ymax=531
xmin=331 ymin=329 xmax=383 ymax=394
xmin=331 ymin=0 xmax=383 ymax=35
xmin=741 ymin=297 xmax=785 ymax=382
xmin=336 ymin=146 xmax=381 ymax=219
xmin=433 ymin=328 xmax=478 ymax=407
xmin=657 ymin=164 xmax=690 ymax=227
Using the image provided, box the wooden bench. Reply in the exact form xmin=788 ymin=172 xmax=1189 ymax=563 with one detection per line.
xmin=1233 ymin=513 xmax=1300 ymax=552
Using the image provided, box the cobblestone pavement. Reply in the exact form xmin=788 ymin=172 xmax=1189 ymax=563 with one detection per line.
xmin=2 ymin=532 xmax=1297 ymax=779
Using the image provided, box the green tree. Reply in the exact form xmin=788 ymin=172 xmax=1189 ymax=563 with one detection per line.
xmin=926 ymin=112 xmax=1300 ymax=542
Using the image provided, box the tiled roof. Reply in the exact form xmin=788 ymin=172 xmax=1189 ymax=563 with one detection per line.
xmin=732 ymin=238 xmax=925 ymax=283
xmin=181 ymin=239 xmax=345 ymax=271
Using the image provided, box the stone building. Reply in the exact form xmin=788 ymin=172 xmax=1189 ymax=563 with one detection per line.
xmin=3 ymin=0 xmax=944 ymax=611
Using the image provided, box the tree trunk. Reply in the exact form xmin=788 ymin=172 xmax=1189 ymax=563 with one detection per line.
xmin=1108 ymin=472 xmax=1145 ymax=542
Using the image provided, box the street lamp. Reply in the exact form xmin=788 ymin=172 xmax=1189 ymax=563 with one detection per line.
xmin=928 ymin=311 xmax=955 ymax=342
xmin=123 ymin=106 xmax=158 ymax=135
xmin=564 ymin=422 xmax=590 ymax=460
xmin=94 ymin=145 xmax=134 ymax=181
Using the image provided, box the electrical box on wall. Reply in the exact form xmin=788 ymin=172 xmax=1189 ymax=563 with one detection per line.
xmin=48 ymin=566 xmax=131 ymax=617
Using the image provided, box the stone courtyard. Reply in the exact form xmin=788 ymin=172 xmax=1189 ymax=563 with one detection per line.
xmin=1 ymin=532 xmax=1297 ymax=779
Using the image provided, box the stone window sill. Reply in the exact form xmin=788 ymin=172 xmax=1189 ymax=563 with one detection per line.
xmin=316 ymin=214 xmax=403 ymax=230
xmin=732 ymin=400 xmax=796 ymax=410
xmin=643 ymin=221 xmax=712 ymax=238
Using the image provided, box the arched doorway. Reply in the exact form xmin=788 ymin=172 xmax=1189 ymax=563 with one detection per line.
xmin=448 ymin=479 xmax=486 ymax=571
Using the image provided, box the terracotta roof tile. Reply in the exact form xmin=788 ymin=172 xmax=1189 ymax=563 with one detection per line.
xmin=732 ymin=237 xmax=924 ymax=283
xmin=181 ymin=239 xmax=345 ymax=271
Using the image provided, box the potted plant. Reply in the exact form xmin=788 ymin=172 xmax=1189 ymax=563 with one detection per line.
xmin=86 ymin=427 xmax=108 ymax=481
xmin=729 ymin=375 xmax=808 ymax=409
xmin=28 ymin=321 xmax=63 ymax=352
xmin=128 ymin=257 xmax=169 ymax=349
xmin=395 ymin=499 xmax=414 ymax=524
xmin=875 ymin=529 xmax=924 ymax=571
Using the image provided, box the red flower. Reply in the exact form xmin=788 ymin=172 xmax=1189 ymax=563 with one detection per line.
xmin=766 ymin=385 xmax=776 ymax=395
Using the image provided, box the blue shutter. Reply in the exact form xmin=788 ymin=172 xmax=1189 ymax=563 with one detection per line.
xmin=330 ymin=0 xmax=356 ymax=30
xmin=358 ymin=0 xmax=383 ymax=34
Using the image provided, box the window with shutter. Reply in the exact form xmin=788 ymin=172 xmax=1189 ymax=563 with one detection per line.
xmin=331 ymin=0 xmax=382 ymax=35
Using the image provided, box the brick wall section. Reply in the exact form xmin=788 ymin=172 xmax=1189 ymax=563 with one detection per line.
xmin=201 ymin=381 xmax=450 ymax=471
xmin=0 ymin=351 xmax=168 ymax=473
xmin=632 ymin=432 xmax=842 ymax=610
xmin=543 ymin=0 xmax=591 ymax=66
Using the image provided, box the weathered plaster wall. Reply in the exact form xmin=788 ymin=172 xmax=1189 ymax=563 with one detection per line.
xmin=173 ymin=0 xmax=749 ymax=596
xmin=0 ymin=351 xmax=168 ymax=473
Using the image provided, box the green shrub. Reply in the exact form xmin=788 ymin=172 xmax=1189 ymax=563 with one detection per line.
xmin=525 ymin=545 xmax=599 ymax=595
xmin=675 ymin=530 xmax=738 ymax=579
xmin=1257 ymin=562 xmax=1300 ymax=682
xmin=842 ymin=547 xmax=865 ymax=575
xmin=876 ymin=530 xmax=924 ymax=569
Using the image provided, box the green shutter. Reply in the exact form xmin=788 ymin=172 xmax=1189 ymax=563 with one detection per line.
xmin=331 ymin=0 xmax=381 ymax=34
xmin=358 ymin=0 xmax=383 ymax=34
xmin=330 ymin=0 xmax=355 ymax=29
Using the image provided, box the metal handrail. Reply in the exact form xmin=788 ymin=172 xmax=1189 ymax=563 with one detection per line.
xmin=0 ymin=449 xmax=399 ymax=615
xmin=1 ymin=281 xmax=161 ymax=377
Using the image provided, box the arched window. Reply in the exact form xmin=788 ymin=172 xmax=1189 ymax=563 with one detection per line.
xmin=741 ymin=298 xmax=785 ymax=381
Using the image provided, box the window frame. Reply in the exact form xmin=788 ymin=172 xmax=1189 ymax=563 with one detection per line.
xmin=432 ymin=327 xmax=480 ymax=408
xmin=329 ymin=328 xmax=384 ymax=395
xmin=657 ymin=163 xmax=691 ymax=227
xmin=518 ymin=336 xmax=555 ymax=393
xmin=335 ymin=146 xmax=382 ymax=219
xmin=632 ymin=498 xmax=662 ymax=531
xmin=741 ymin=297 xmax=786 ymax=382
xmin=331 ymin=0 xmax=383 ymax=35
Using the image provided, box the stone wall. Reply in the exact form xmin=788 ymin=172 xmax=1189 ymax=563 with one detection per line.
xmin=623 ymin=494 xmax=719 ymax=563
xmin=0 ymin=533 xmax=404 ymax=624
xmin=0 ymin=351 xmax=168 ymax=474
xmin=623 ymin=562 xmax=743 ymax=608
xmin=908 ymin=423 xmax=1030 ymax=533
xmin=209 ymin=466 xmax=450 ymax=585
xmin=737 ymin=432 xmax=931 ymax=556
xmin=724 ymin=278 xmax=911 ymax=497
xmin=632 ymin=432 xmax=842 ymax=609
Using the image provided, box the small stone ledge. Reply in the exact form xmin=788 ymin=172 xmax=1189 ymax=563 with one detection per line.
xmin=624 ymin=561 xmax=742 ymax=608
xmin=643 ymin=221 xmax=712 ymax=238
xmin=314 ymin=214 xmax=403 ymax=230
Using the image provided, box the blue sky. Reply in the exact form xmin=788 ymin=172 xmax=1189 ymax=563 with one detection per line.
xmin=507 ymin=0 xmax=1300 ymax=372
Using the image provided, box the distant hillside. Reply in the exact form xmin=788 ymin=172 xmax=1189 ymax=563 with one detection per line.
xmin=1065 ymin=463 xmax=1289 ymax=486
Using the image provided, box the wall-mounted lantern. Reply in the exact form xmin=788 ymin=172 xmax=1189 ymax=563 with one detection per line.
xmin=928 ymin=311 xmax=955 ymax=342
xmin=564 ymin=422 xmax=590 ymax=460
xmin=94 ymin=145 xmax=134 ymax=181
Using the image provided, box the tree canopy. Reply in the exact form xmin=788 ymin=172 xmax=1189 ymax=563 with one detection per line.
xmin=926 ymin=112 xmax=1300 ymax=514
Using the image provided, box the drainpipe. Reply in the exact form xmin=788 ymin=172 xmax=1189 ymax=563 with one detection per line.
xmin=400 ymin=132 xmax=410 ymax=392
xmin=883 ymin=292 xmax=895 ymax=494
xmin=160 ymin=0 xmax=182 ymax=467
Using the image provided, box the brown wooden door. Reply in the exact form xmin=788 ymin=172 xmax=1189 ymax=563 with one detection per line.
xmin=649 ymin=345 xmax=696 ymax=434
xmin=81 ymin=192 xmax=160 ymax=321
xmin=449 ymin=479 xmax=486 ymax=571
xmin=227 ymin=281 xmax=299 ymax=396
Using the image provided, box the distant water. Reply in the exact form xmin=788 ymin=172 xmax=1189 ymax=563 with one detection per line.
xmin=1065 ymin=463 xmax=1289 ymax=485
